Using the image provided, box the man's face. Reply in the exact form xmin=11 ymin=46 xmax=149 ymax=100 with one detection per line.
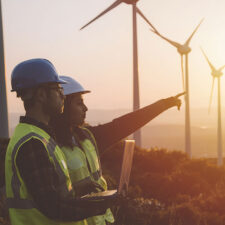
xmin=68 ymin=94 xmax=88 ymax=127
xmin=42 ymin=83 xmax=65 ymax=117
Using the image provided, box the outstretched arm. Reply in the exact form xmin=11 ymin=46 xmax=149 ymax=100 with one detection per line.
xmin=88 ymin=94 xmax=183 ymax=153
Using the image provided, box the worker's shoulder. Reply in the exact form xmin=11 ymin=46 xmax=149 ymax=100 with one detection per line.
xmin=11 ymin=122 xmax=51 ymax=145
xmin=6 ymin=123 xmax=45 ymax=157
xmin=16 ymin=137 xmax=48 ymax=166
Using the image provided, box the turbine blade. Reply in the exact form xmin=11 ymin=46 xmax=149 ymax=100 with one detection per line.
xmin=150 ymin=29 xmax=181 ymax=48
xmin=200 ymin=47 xmax=216 ymax=71
xmin=181 ymin=55 xmax=185 ymax=91
xmin=185 ymin=18 xmax=204 ymax=45
xmin=218 ymin=64 xmax=225 ymax=71
xmin=80 ymin=0 xmax=122 ymax=30
xmin=208 ymin=77 xmax=215 ymax=114
xmin=136 ymin=7 xmax=159 ymax=33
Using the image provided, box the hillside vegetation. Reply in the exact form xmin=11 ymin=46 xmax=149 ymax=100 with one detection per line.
xmin=1 ymin=138 xmax=225 ymax=225
xmin=101 ymin=142 xmax=225 ymax=225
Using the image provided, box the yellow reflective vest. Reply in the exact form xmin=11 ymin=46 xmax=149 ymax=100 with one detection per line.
xmin=61 ymin=127 xmax=114 ymax=225
xmin=5 ymin=123 xmax=87 ymax=225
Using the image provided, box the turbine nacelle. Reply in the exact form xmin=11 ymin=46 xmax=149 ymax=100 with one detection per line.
xmin=211 ymin=70 xmax=223 ymax=78
xmin=123 ymin=0 xmax=139 ymax=4
xmin=177 ymin=45 xmax=191 ymax=55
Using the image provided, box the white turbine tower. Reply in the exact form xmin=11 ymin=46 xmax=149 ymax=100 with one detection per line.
xmin=136 ymin=15 xmax=203 ymax=157
xmin=0 ymin=0 xmax=9 ymax=138
xmin=80 ymin=0 xmax=153 ymax=147
xmin=201 ymin=48 xmax=225 ymax=166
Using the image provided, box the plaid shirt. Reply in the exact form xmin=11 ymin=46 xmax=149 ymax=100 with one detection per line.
xmin=16 ymin=117 xmax=108 ymax=221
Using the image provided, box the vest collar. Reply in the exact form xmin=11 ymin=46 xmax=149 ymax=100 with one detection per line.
xmin=20 ymin=116 xmax=54 ymax=138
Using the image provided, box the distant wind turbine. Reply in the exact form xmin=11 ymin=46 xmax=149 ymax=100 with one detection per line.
xmin=0 ymin=0 xmax=9 ymax=138
xmin=80 ymin=0 xmax=156 ymax=147
xmin=201 ymin=47 xmax=225 ymax=166
xmin=136 ymin=15 xmax=204 ymax=157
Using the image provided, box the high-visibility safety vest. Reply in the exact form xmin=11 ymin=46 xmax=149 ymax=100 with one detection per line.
xmin=5 ymin=123 xmax=88 ymax=225
xmin=61 ymin=127 xmax=115 ymax=225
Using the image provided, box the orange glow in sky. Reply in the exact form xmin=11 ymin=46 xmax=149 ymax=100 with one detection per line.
xmin=2 ymin=0 xmax=225 ymax=117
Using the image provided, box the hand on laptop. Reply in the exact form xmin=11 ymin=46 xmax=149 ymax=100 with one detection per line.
xmin=74 ymin=180 xmax=105 ymax=196
xmin=90 ymin=181 xmax=105 ymax=192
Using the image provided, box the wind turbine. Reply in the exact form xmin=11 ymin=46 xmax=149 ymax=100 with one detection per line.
xmin=80 ymin=0 xmax=153 ymax=147
xmin=137 ymin=15 xmax=203 ymax=157
xmin=201 ymin=48 xmax=225 ymax=166
xmin=0 ymin=0 xmax=9 ymax=138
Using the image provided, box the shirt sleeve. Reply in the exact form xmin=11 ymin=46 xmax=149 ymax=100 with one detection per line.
xmin=16 ymin=138 xmax=110 ymax=221
xmin=88 ymin=98 xmax=178 ymax=153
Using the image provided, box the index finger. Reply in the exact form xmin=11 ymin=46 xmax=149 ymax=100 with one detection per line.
xmin=174 ymin=92 xmax=186 ymax=98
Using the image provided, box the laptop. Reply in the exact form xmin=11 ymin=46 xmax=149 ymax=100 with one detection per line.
xmin=80 ymin=140 xmax=135 ymax=200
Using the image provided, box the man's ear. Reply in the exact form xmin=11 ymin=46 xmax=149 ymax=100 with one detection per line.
xmin=35 ymin=87 xmax=47 ymax=104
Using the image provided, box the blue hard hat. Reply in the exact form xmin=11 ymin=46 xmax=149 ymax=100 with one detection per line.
xmin=11 ymin=58 xmax=66 ymax=92
xmin=60 ymin=76 xmax=90 ymax=96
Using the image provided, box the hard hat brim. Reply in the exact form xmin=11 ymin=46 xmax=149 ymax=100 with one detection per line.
xmin=80 ymin=90 xmax=91 ymax=94
xmin=11 ymin=76 xmax=67 ymax=92
xmin=67 ymin=90 xmax=91 ymax=96
xmin=59 ymin=75 xmax=91 ymax=96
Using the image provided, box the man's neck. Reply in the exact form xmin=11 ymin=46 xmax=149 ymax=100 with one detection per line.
xmin=25 ymin=110 xmax=49 ymax=126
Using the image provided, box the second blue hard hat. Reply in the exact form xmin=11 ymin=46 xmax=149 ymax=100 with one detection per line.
xmin=11 ymin=58 xmax=66 ymax=92
xmin=59 ymin=75 xmax=90 ymax=96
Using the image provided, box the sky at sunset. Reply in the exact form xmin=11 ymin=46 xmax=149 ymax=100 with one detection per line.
xmin=2 ymin=0 xmax=225 ymax=117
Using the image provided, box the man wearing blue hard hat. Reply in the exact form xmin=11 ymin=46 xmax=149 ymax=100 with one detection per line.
xmin=5 ymin=59 xmax=113 ymax=225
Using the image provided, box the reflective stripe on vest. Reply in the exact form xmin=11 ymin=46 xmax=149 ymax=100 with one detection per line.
xmin=69 ymin=135 xmax=102 ymax=185
xmin=8 ymin=132 xmax=68 ymax=209
xmin=82 ymin=128 xmax=103 ymax=178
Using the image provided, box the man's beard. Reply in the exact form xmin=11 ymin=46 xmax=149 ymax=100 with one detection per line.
xmin=43 ymin=100 xmax=63 ymax=118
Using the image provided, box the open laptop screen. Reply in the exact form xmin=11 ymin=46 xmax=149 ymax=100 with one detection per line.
xmin=80 ymin=139 xmax=135 ymax=200
xmin=118 ymin=140 xmax=135 ymax=195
